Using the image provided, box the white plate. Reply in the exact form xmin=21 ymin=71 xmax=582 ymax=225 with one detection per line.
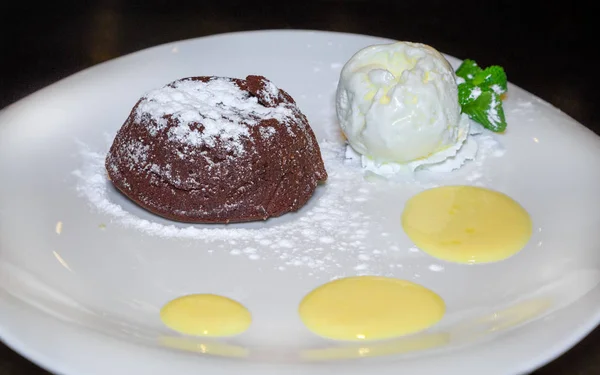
xmin=1 ymin=30 xmax=600 ymax=375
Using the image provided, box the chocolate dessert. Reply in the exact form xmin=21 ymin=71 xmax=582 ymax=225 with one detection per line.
xmin=105 ymin=75 xmax=327 ymax=223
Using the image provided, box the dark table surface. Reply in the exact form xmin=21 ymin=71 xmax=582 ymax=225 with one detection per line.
xmin=0 ymin=1 xmax=598 ymax=374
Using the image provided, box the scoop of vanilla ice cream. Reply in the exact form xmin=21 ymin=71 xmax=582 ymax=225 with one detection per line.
xmin=336 ymin=42 xmax=465 ymax=164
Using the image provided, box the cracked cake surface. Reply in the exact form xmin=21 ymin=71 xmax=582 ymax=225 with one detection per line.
xmin=105 ymin=75 xmax=327 ymax=223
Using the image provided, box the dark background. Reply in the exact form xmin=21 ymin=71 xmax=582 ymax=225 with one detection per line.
xmin=0 ymin=1 xmax=597 ymax=374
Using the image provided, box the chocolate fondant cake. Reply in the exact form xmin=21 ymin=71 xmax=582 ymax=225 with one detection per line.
xmin=105 ymin=75 xmax=327 ymax=223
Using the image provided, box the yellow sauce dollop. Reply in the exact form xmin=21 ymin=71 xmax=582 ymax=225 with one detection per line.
xmin=299 ymin=276 xmax=445 ymax=341
xmin=160 ymin=294 xmax=251 ymax=337
xmin=402 ymin=186 xmax=532 ymax=264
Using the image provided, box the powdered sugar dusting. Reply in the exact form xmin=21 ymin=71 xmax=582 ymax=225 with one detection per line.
xmin=258 ymin=79 xmax=281 ymax=107
xmin=118 ymin=139 xmax=150 ymax=175
xmin=491 ymin=84 xmax=503 ymax=95
xmin=259 ymin=126 xmax=276 ymax=139
xmin=487 ymin=94 xmax=501 ymax=129
xmin=135 ymin=78 xmax=292 ymax=155
xmin=73 ymin=116 xmax=504 ymax=277
xmin=428 ymin=264 xmax=444 ymax=272
xmin=469 ymin=87 xmax=482 ymax=101
xmin=74 ymin=136 xmax=404 ymax=275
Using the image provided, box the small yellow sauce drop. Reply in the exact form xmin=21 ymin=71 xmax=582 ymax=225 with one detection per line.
xmin=160 ymin=294 xmax=251 ymax=337
xmin=402 ymin=186 xmax=532 ymax=264
xmin=299 ymin=276 xmax=445 ymax=341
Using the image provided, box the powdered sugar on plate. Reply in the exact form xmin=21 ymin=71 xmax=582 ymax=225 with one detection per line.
xmin=72 ymin=119 xmax=504 ymax=277
xmin=73 ymin=135 xmax=401 ymax=276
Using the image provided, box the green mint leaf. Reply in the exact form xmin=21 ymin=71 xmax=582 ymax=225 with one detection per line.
xmin=456 ymin=59 xmax=482 ymax=81
xmin=462 ymin=91 xmax=507 ymax=132
xmin=458 ymin=82 xmax=478 ymax=107
xmin=472 ymin=65 xmax=507 ymax=95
